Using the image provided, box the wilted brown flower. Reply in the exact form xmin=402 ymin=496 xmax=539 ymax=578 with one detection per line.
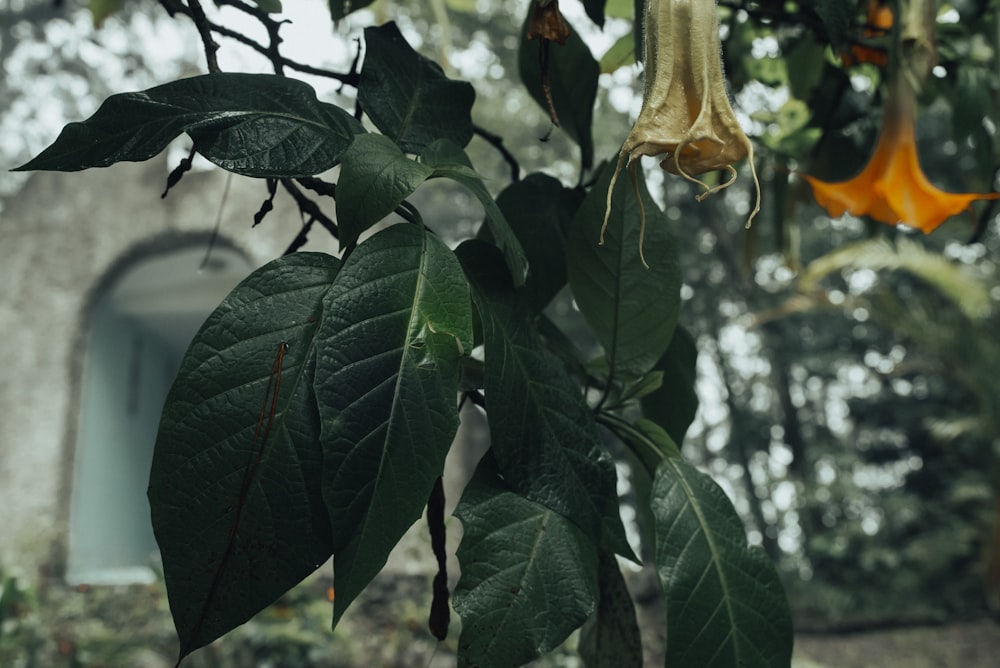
xmin=603 ymin=0 xmax=760 ymax=266
xmin=527 ymin=0 xmax=570 ymax=45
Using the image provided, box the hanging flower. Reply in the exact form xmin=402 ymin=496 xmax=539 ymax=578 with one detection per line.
xmin=602 ymin=0 xmax=760 ymax=267
xmin=804 ymin=0 xmax=998 ymax=234
xmin=840 ymin=0 xmax=893 ymax=68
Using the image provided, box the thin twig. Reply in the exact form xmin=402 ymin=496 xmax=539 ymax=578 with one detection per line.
xmin=473 ymin=124 xmax=521 ymax=183
xmin=283 ymin=217 xmax=316 ymax=255
xmin=280 ymin=178 xmax=339 ymax=240
xmin=296 ymin=176 xmax=337 ymax=199
xmin=215 ymin=0 xmax=289 ymax=75
xmin=187 ymin=0 xmax=221 ymax=72
xmin=161 ymin=0 xmax=358 ymax=85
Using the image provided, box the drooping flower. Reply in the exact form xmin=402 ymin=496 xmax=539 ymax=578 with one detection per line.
xmin=840 ymin=0 xmax=893 ymax=68
xmin=602 ymin=0 xmax=760 ymax=266
xmin=804 ymin=0 xmax=998 ymax=233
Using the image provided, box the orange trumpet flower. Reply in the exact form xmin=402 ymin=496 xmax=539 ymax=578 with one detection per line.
xmin=840 ymin=0 xmax=893 ymax=68
xmin=803 ymin=75 xmax=998 ymax=233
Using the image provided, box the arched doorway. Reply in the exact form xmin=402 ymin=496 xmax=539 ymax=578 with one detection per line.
xmin=66 ymin=241 xmax=254 ymax=585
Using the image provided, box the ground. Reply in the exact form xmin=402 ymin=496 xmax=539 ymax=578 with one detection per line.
xmin=793 ymin=619 xmax=1000 ymax=668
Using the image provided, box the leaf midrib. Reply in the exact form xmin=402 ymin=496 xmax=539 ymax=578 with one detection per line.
xmin=668 ymin=460 xmax=741 ymax=663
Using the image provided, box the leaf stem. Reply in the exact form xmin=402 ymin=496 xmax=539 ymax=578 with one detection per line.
xmin=472 ymin=123 xmax=521 ymax=183
xmin=280 ymin=178 xmax=339 ymax=240
xmin=185 ymin=0 xmax=221 ymax=73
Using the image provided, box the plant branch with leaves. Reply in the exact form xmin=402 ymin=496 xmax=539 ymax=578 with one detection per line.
xmin=12 ymin=1 xmax=816 ymax=666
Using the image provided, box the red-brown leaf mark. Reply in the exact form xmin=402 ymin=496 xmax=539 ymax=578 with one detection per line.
xmin=181 ymin=342 xmax=288 ymax=659
xmin=427 ymin=475 xmax=450 ymax=640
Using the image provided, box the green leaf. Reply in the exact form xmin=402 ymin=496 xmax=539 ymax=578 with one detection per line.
xmin=518 ymin=9 xmax=599 ymax=169
xmin=567 ymin=161 xmax=681 ymax=379
xmin=336 ymin=134 xmax=434 ymax=246
xmin=813 ymin=0 xmax=852 ymax=47
xmin=651 ymin=459 xmax=793 ymax=668
xmin=599 ymin=415 xmax=681 ymax=484
xmin=619 ymin=370 xmax=663 ymax=404
xmin=421 ymin=139 xmax=530 ymax=286
xmin=453 ymin=457 xmax=599 ymax=668
xmin=15 ymin=74 xmax=364 ymax=177
xmin=582 ymin=0 xmax=607 ymax=27
xmin=329 ymin=0 xmax=376 ymax=21
xmin=147 ymin=252 xmax=341 ymax=661
xmin=600 ymin=32 xmax=637 ymax=74
xmin=641 ymin=326 xmax=699 ymax=446
xmin=493 ymin=172 xmax=580 ymax=311
xmin=579 ymin=551 xmax=643 ymax=668
xmin=314 ymin=224 xmax=473 ymax=626
xmin=360 ymin=22 xmax=475 ymax=153
xmin=456 ymin=241 xmax=632 ymax=558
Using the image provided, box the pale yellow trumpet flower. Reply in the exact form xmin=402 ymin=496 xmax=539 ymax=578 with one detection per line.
xmin=603 ymin=0 xmax=760 ymax=267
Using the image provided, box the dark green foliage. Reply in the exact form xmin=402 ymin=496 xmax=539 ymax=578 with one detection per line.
xmin=15 ymin=74 xmax=364 ymax=177
xmin=453 ymin=456 xmax=600 ymax=668
xmin=314 ymin=225 xmax=473 ymax=626
xmin=359 ymin=22 xmax=475 ymax=153
xmin=641 ymin=326 xmax=699 ymax=446
xmin=148 ymin=253 xmax=341 ymax=659
xmin=567 ymin=161 xmax=681 ymax=378
xmin=493 ymin=173 xmax=578 ymax=311
xmin=652 ymin=459 xmax=794 ymax=668
xmin=457 ymin=241 xmax=631 ymax=557
xmin=578 ymin=551 xmax=643 ymax=668
xmin=517 ymin=5 xmax=599 ymax=170
xmin=19 ymin=7 xmax=807 ymax=667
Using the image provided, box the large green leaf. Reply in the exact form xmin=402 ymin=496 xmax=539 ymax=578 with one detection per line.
xmin=360 ymin=22 xmax=475 ymax=153
xmin=641 ymin=326 xmax=699 ymax=446
xmin=518 ymin=8 xmax=599 ymax=169
xmin=453 ymin=457 xmax=599 ymax=668
xmin=578 ymin=551 xmax=643 ymax=668
xmin=493 ymin=172 xmax=581 ymax=311
xmin=314 ymin=224 xmax=473 ymax=625
xmin=421 ymin=139 xmax=529 ymax=286
xmin=456 ymin=241 xmax=631 ymax=557
xmin=567 ymin=161 xmax=681 ymax=379
xmin=335 ymin=133 xmax=434 ymax=246
xmin=329 ymin=0 xmax=376 ymax=21
xmin=651 ymin=459 xmax=793 ymax=668
xmin=15 ymin=74 xmax=364 ymax=177
xmin=147 ymin=252 xmax=341 ymax=662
